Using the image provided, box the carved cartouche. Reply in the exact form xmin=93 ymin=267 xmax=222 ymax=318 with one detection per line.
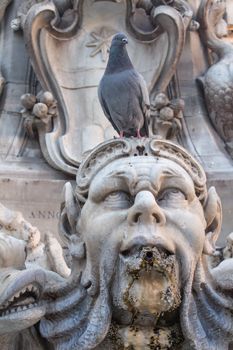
xmin=40 ymin=138 xmax=233 ymax=350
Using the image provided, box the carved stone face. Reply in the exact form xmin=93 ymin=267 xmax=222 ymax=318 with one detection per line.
xmin=78 ymin=155 xmax=207 ymax=320
xmin=41 ymin=140 xmax=228 ymax=350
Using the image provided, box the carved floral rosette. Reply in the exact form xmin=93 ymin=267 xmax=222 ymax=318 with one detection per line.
xmin=23 ymin=0 xmax=190 ymax=174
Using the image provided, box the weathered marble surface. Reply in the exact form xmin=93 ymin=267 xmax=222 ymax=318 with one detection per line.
xmin=0 ymin=0 xmax=233 ymax=244
xmin=0 ymin=9 xmax=233 ymax=350
xmin=22 ymin=0 xmax=190 ymax=173
xmin=0 ymin=0 xmax=69 ymax=238
xmin=0 ymin=137 xmax=233 ymax=349
xmin=0 ymin=202 xmax=70 ymax=350
xmin=39 ymin=138 xmax=233 ymax=350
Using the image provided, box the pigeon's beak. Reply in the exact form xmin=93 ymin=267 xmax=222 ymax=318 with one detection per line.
xmin=122 ymin=38 xmax=128 ymax=44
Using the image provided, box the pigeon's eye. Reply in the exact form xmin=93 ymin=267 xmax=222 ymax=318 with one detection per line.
xmin=104 ymin=191 xmax=133 ymax=209
xmin=122 ymin=38 xmax=128 ymax=44
xmin=157 ymin=188 xmax=187 ymax=207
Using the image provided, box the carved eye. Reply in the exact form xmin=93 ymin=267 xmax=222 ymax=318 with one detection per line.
xmin=104 ymin=191 xmax=133 ymax=209
xmin=157 ymin=188 xmax=186 ymax=206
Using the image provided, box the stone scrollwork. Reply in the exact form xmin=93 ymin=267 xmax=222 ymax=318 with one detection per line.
xmin=22 ymin=0 xmax=192 ymax=175
xmin=10 ymin=0 xmax=79 ymax=32
xmin=198 ymin=0 xmax=233 ymax=156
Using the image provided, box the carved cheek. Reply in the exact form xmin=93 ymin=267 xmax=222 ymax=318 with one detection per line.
xmin=79 ymin=203 xmax=127 ymax=244
xmin=164 ymin=208 xmax=206 ymax=253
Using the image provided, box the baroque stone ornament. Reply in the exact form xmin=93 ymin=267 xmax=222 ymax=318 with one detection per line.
xmin=198 ymin=0 xmax=233 ymax=156
xmin=0 ymin=202 xmax=70 ymax=350
xmin=20 ymin=91 xmax=58 ymax=166
xmin=23 ymin=0 xmax=192 ymax=174
xmin=37 ymin=137 xmax=233 ymax=350
xmin=151 ymin=92 xmax=184 ymax=139
xmin=21 ymin=91 xmax=57 ymax=134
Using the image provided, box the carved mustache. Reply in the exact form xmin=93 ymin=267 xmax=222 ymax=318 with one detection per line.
xmin=120 ymin=235 xmax=175 ymax=256
xmin=120 ymin=236 xmax=176 ymax=276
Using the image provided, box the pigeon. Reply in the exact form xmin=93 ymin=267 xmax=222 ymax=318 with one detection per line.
xmin=98 ymin=32 xmax=150 ymax=138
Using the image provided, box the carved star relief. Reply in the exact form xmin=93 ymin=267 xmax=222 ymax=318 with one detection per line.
xmin=86 ymin=28 xmax=115 ymax=62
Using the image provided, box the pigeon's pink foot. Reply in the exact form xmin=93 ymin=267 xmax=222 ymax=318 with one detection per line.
xmin=136 ymin=129 xmax=142 ymax=138
xmin=119 ymin=131 xmax=124 ymax=138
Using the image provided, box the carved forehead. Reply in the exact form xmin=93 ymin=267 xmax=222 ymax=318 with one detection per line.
xmin=90 ymin=156 xmax=194 ymax=189
xmin=75 ymin=138 xmax=207 ymax=203
xmin=87 ymin=157 xmax=197 ymax=202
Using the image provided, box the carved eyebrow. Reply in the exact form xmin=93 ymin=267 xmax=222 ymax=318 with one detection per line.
xmin=162 ymin=169 xmax=181 ymax=177
xmin=90 ymin=167 xmax=137 ymax=201
xmin=106 ymin=164 xmax=138 ymax=182
xmin=150 ymin=165 xmax=195 ymax=195
xmin=150 ymin=166 xmax=181 ymax=184
xmin=106 ymin=167 xmax=138 ymax=192
xmin=106 ymin=169 xmax=130 ymax=177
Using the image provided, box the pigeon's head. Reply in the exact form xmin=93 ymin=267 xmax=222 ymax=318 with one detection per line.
xmin=111 ymin=33 xmax=128 ymax=47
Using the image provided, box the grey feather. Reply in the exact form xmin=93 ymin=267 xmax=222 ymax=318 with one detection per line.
xmin=98 ymin=33 xmax=150 ymax=137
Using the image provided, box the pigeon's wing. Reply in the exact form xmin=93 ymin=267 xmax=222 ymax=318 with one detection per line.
xmin=137 ymin=73 xmax=150 ymax=136
xmin=98 ymin=83 xmax=120 ymax=134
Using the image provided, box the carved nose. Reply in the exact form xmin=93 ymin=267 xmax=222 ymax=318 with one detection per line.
xmin=127 ymin=191 xmax=166 ymax=226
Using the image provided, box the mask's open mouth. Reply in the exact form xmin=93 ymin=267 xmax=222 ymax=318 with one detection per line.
xmin=0 ymin=283 xmax=41 ymax=317
xmin=112 ymin=246 xmax=181 ymax=317
xmin=121 ymin=245 xmax=176 ymax=276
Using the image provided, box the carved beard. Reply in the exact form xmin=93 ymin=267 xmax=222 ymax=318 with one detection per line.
xmin=180 ymin=257 xmax=233 ymax=350
xmin=40 ymin=243 xmax=233 ymax=350
xmin=39 ymin=235 xmax=122 ymax=350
